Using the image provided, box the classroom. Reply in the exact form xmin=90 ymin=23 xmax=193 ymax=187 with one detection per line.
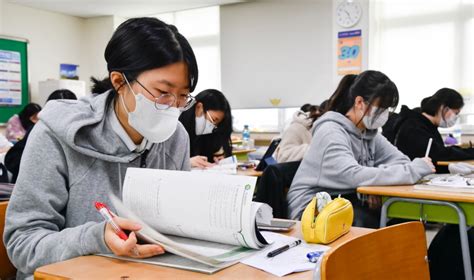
xmin=0 ymin=0 xmax=473 ymax=279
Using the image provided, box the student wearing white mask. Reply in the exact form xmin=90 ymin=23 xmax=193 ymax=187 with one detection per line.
xmin=287 ymin=71 xmax=435 ymax=228
xmin=4 ymin=18 xmax=198 ymax=278
xmin=393 ymin=88 xmax=474 ymax=173
xmin=179 ymin=89 xmax=233 ymax=168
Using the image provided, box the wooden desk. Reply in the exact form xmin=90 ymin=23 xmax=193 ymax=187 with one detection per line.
xmin=35 ymin=224 xmax=374 ymax=280
xmin=437 ymin=160 xmax=474 ymax=166
xmin=358 ymin=185 xmax=474 ymax=280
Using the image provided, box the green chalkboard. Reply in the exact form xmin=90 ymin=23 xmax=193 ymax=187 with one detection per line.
xmin=0 ymin=36 xmax=29 ymax=124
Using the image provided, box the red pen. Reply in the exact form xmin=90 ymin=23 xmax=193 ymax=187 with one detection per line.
xmin=95 ymin=201 xmax=139 ymax=256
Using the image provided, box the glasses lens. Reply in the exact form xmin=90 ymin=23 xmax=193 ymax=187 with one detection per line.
xmin=154 ymin=94 xmax=175 ymax=110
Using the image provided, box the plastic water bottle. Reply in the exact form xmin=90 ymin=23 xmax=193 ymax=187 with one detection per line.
xmin=242 ymin=125 xmax=250 ymax=148
xmin=453 ymin=126 xmax=462 ymax=144
xmin=242 ymin=125 xmax=250 ymax=141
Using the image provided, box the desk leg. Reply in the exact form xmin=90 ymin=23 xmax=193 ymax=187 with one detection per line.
xmin=380 ymin=197 xmax=472 ymax=280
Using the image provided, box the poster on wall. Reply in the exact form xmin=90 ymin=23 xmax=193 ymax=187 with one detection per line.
xmin=60 ymin=63 xmax=79 ymax=80
xmin=0 ymin=50 xmax=22 ymax=106
xmin=337 ymin=29 xmax=362 ymax=75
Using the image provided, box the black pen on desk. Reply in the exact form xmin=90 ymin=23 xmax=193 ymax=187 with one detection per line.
xmin=267 ymin=240 xmax=301 ymax=258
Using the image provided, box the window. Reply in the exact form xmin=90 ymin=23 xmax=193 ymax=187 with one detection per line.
xmin=155 ymin=6 xmax=221 ymax=94
xmin=232 ymin=107 xmax=300 ymax=133
xmin=370 ymin=0 xmax=474 ymax=132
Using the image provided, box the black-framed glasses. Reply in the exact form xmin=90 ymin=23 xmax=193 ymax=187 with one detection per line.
xmin=124 ymin=74 xmax=195 ymax=112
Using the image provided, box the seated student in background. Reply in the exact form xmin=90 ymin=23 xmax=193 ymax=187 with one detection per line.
xmin=4 ymin=17 xmax=198 ymax=278
xmin=179 ymin=89 xmax=232 ymax=168
xmin=392 ymin=88 xmax=474 ymax=279
xmin=4 ymin=89 xmax=77 ymax=183
xmin=275 ymin=94 xmax=335 ymax=163
xmin=275 ymin=104 xmax=321 ymax=163
xmin=392 ymin=88 xmax=474 ymax=173
xmin=4 ymin=103 xmax=42 ymax=142
xmin=286 ymin=70 xmax=435 ymax=228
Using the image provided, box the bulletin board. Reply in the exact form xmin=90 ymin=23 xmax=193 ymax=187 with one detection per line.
xmin=0 ymin=36 xmax=29 ymax=124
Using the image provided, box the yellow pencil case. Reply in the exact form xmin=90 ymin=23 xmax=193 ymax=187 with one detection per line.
xmin=301 ymin=196 xmax=354 ymax=244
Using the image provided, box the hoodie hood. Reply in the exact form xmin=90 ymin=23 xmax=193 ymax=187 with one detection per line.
xmin=38 ymin=91 xmax=142 ymax=163
xmin=291 ymin=111 xmax=313 ymax=129
xmin=312 ymin=111 xmax=378 ymax=140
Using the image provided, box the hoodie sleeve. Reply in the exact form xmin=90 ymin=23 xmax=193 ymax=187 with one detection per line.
xmin=3 ymin=122 xmax=111 ymax=276
xmin=316 ymin=124 xmax=433 ymax=188
xmin=373 ymin=134 xmax=412 ymax=166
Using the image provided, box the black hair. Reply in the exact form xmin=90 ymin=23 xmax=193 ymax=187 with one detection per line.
xmin=421 ymin=88 xmax=464 ymax=116
xmin=300 ymin=103 xmax=312 ymax=112
xmin=18 ymin=103 xmax=42 ymax=131
xmin=307 ymin=105 xmax=322 ymax=123
xmin=90 ymin=17 xmax=198 ymax=104
xmin=328 ymin=71 xmax=398 ymax=116
xmin=319 ymin=99 xmax=330 ymax=114
xmin=179 ymin=89 xmax=233 ymax=162
xmin=47 ymin=89 xmax=78 ymax=102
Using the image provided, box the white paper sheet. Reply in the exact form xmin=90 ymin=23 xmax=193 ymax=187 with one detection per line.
xmin=241 ymin=231 xmax=329 ymax=277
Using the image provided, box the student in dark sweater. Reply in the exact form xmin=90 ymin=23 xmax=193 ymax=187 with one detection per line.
xmin=393 ymin=88 xmax=474 ymax=173
xmin=179 ymin=89 xmax=233 ymax=168
xmin=393 ymin=88 xmax=474 ymax=279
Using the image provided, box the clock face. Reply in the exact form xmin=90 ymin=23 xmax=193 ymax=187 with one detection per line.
xmin=336 ymin=1 xmax=362 ymax=28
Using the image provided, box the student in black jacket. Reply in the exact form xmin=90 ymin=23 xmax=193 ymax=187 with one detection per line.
xmin=179 ymin=89 xmax=233 ymax=168
xmin=393 ymin=87 xmax=474 ymax=279
xmin=393 ymin=88 xmax=474 ymax=173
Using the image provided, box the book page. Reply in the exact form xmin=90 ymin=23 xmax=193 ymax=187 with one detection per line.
xmin=121 ymin=168 xmax=264 ymax=248
xmin=111 ymin=194 xmax=260 ymax=268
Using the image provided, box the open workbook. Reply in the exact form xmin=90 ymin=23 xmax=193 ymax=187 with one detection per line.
xmin=104 ymin=168 xmax=273 ymax=274
xmin=414 ymin=174 xmax=474 ymax=193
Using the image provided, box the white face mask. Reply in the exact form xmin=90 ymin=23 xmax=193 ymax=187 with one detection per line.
xmin=362 ymin=106 xmax=389 ymax=130
xmin=121 ymin=77 xmax=180 ymax=143
xmin=195 ymin=112 xmax=216 ymax=135
xmin=439 ymin=110 xmax=458 ymax=128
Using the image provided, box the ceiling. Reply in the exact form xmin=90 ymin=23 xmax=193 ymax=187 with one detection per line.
xmin=7 ymin=0 xmax=249 ymax=18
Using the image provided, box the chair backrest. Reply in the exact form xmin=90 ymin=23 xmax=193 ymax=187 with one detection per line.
xmin=321 ymin=221 xmax=429 ymax=280
xmin=0 ymin=201 xmax=16 ymax=279
xmin=254 ymin=161 xmax=301 ymax=218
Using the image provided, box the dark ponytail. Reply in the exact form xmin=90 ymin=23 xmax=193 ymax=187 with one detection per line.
xmin=327 ymin=74 xmax=358 ymax=114
xmin=421 ymin=88 xmax=464 ymax=116
xmin=90 ymin=17 xmax=198 ymax=102
xmin=328 ymin=71 xmax=399 ymax=115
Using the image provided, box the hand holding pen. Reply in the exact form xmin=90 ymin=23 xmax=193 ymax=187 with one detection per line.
xmin=95 ymin=202 xmax=164 ymax=258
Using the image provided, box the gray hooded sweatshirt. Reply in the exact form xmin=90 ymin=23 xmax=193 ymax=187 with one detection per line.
xmin=287 ymin=111 xmax=433 ymax=220
xmin=3 ymin=91 xmax=190 ymax=278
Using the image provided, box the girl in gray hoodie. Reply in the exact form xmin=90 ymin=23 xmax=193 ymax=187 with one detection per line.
xmin=4 ymin=18 xmax=199 ymax=278
xmin=287 ymin=71 xmax=435 ymax=226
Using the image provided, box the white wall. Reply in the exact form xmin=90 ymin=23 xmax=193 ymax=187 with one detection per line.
xmin=81 ymin=16 xmax=115 ymax=92
xmin=0 ymin=0 xmax=84 ymax=103
xmin=220 ymin=0 xmax=333 ymax=109
xmin=0 ymin=1 xmax=118 ymax=103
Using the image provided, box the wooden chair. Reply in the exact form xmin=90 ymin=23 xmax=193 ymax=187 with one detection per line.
xmin=321 ymin=221 xmax=429 ymax=280
xmin=0 ymin=201 xmax=16 ymax=279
